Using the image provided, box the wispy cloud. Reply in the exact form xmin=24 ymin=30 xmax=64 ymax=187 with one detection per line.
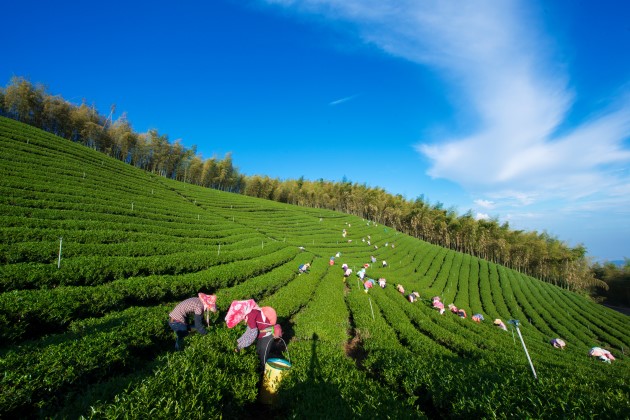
xmin=329 ymin=94 xmax=358 ymax=106
xmin=264 ymin=0 xmax=630 ymax=256
xmin=265 ymin=0 xmax=630 ymax=203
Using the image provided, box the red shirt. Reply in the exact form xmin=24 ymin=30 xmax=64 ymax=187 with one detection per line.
xmin=245 ymin=309 xmax=273 ymax=338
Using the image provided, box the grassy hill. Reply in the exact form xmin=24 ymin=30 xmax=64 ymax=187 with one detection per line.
xmin=1 ymin=115 xmax=629 ymax=418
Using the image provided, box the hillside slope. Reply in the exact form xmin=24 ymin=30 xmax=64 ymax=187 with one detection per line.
xmin=1 ymin=116 xmax=629 ymax=418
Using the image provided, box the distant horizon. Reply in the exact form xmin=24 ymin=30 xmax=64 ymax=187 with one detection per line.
xmin=2 ymin=0 xmax=628 ymax=261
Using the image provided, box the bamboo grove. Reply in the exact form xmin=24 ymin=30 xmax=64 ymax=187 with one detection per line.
xmin=0 ymin=77 xmax=606 ymax=294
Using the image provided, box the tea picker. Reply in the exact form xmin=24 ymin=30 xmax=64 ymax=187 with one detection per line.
xmin=227 ymin=300 xmax=283 ymax=370
xmin=493 ymin=318 xmax=507 ymax=331
xmin=432 ymin=296 xmax=445 ymax=314
xmin=363 ymin=278 xmax=376 ymax=293
xmin=589 ymin=347 xmax=615 ymax=363
xmin=168 ymin=293 xmax=217 ymax=351
xmin=472 ymin=313 xmax=484 ymax=322
xmin=550 ymin=338 xmax=566 ymax=349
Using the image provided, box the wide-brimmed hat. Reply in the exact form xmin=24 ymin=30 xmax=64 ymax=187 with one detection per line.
xmin=261 ymin=306 xmax=277 ymax=324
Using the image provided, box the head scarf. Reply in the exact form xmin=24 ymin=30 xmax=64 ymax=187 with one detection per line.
xmin=225 ymin=299 xmax=261 ymax=328
xmin=551 ymin=338 xmax=566 ymax=348
xmin=198 ymin=293 xmax=217 ymax=312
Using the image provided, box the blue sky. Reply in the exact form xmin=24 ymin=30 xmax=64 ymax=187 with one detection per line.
xmin=2 ymin=0 xmax=629 ymax=261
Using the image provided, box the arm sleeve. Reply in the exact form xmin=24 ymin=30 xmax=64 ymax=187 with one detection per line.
xmin=237 ymin=326 xmax=258 ymax=350
xmin=193 ymin=314 xmax=207 ymax=335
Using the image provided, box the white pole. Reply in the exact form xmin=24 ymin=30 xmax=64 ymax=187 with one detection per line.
xmin=57 ymin=237 xmax=63 ymax=268
xmin=131 ymin=202 xmax=134 ymax=211
xmin=512 ymin=320 xmax=537 ymax=380
xmin=369 ymin=298 xmax=375 ymax=321
xmin=218 ymin=244 xmax=221 ymax=256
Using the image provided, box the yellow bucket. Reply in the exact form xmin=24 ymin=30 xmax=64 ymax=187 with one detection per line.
xmin=259 ymin=357 xmax=292 ymax=404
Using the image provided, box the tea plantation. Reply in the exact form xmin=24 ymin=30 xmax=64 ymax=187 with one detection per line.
xmin=1 ymin=116 xmax=629 ymax=418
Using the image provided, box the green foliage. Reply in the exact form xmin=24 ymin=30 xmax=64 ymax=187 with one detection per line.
xmin=84 ymin=329 xmax=260 ymax=419
xmin=0 ymin=117 xmax=629 ymax=418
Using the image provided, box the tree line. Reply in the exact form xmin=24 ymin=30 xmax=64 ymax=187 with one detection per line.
xmin=592 ymin=260 xmax=630 ymax=307
xmin=0 ymin=77 xmax=243 ymax=192
xmin=0 ymin=76 xmax=614 ymax=298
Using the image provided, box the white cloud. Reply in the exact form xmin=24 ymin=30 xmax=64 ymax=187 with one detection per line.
xmin=474 ymin=199 xmax=495 ymax=209
xmin=508 ymin=212 xmax=544 ymax=220
xmin=263 ymin=0 xmax=630 ymax=258
xmin=475 ymin=212 xmax=490 ymax=221
xmin=487 ymin=190 xmax=540 ymax=206
xmin=420 ymin=100 xmax=630 ymax=202
xmin=263 ymin=0 xmax=630 ymax=206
